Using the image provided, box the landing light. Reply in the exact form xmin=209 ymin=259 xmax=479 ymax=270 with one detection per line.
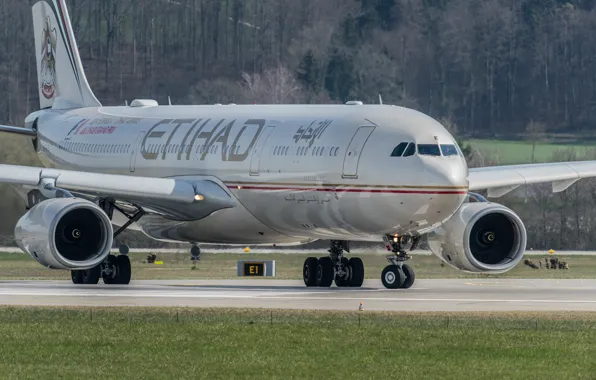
xmin=194 ymin=194 xmax=204 ymax=201
xmin=393 ymin=234 xmax=398 ymax=243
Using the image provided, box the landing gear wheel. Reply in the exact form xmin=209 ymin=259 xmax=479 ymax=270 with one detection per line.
xmin=349 ymin=257 xmax=364 ymax=288
xmin=102 ymin=255 xmax=117 ymax=285
xmin=303 ymin=257 xmax=318 ymax=287
xmin=381 ymin=265 xmax=405 ymax=289
xmin=401 ymin=264 xmax=415 ymax=289
xmin=82 ymin=265 xmax=101 ymax=285
xmin=334 ymin=258 xmax=351 ymax=287
xmin=190 ymin=245 xmax=201 ymax=260
xmin=71 ymin=270 xmax=83 ymax=284
xmin=116 ymin=255 xmax=132 ymax=285
xmin=316 ymin=257 xmax=334 ymax=287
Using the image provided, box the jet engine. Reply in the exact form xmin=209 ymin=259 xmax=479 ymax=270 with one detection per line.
xmin=427 ymin=202 xmax=527 ymax=273
xmin=15 ymin=198 xmax=113 ymax=270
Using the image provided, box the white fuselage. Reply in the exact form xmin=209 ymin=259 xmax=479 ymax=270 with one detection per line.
xmin=29 ymin=103 xmax=469 ymax=245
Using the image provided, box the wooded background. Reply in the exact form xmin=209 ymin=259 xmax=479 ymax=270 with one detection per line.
xmin=2 ymin=0 xmax=596 ymax=249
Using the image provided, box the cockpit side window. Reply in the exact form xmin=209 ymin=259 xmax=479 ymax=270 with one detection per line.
xmin=391 ymin=142 xmax=408 ymax=157
xmin=403 ymin=142 xmax=416 ymax=157
xmin=440 ymin=144 xmax=458 ymax=156
xmin=417 ymin=144 xmax=441 ymax=156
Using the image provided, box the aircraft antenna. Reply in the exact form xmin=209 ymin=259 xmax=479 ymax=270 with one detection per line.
xmin=379 ymin=94 xmax=383 ymax=105
xmin=125 ymin=100 xmax=128 ymax=107
xmin=168 ymin=96 xmax=172 ymax=106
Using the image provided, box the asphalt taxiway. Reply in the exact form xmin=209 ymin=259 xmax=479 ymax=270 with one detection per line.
xmin=1 ymin=279 xmax=596 ymax=311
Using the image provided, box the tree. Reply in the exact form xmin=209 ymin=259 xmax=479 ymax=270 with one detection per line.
xmin=525 ymin=121 xmax=546 ymax=163
xmin=296 ymin=50 xmax=322 ymax=99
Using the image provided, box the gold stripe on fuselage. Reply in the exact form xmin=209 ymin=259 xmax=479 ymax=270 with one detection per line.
xmin=226 ymin=181 xmax=469 ymax=190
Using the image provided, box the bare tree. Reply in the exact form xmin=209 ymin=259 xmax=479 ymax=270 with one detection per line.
xmin=241 ymin=65 xmax=304 ymax=104
xmin=525 ymin=121 xmax=546 ymax=163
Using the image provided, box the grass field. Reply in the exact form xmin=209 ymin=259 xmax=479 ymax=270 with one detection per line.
xmin=1 ymin=306 xmax=596 ymax=379
xmin=0 ymin=251 xmax=591 ymax=281
xmin=465 ymin=139 xmax=595 ymax=164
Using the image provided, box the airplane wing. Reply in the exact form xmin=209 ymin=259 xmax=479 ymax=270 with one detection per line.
xmin=0 ymin=125 xmax=36 ymax=137
xmin=468 ymin=161 xmax=596 ymax=198
xmin=0 ymin=164 xmax=236 ymax=220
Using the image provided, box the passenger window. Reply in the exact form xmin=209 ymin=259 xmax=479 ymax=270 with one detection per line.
xmin=391 ymin=142 xmax=408 ymax=157
xmin=440 ymin=144 xmax=458 ymax=156
xmin=403 ymin=143 xmax=416 ymax=157
xmin=418 ymin=144 xmax=441 ymax=156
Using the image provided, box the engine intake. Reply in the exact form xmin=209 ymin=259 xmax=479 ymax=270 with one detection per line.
xmin=15 ymin=198 xmax=113 ymax=270
xmin=427 ymin=202 xmax=526 ymax=273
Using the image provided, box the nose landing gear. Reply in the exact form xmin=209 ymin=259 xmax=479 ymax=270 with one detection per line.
xmin=381 ymin=235 xmax=418 ymax=289
xmin=303 ymin=240 xmax=365 ymax=288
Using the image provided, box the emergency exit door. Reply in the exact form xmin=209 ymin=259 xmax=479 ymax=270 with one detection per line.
xmin=342 ymin=126 xmax=375 ymax=178
xmin=249 ymin=126 xmax=276 ymax=175
xmin=129 ymin=131 xmax=145 ymax=172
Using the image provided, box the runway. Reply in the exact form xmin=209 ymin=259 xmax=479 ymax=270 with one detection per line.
xmin=1 ymin=279 xmax=596 ymax=311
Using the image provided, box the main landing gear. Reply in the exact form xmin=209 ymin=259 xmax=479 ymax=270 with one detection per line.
xmin=303 ymin=240 xmax=365 ymax=288
xmin=71 ymin=200 xmax=143 ymax=285
xmin=381 ymin=235 xmax=418 ymax=289
xmin=71 ymin=245 xmax=132 ymax=285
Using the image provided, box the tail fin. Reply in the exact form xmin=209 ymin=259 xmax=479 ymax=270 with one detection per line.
xmin=32 ymin=0 xmax=101 ymax=109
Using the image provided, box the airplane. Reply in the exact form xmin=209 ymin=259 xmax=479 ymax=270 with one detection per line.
xmin=1 ymin=0 xmax=594 ymax=289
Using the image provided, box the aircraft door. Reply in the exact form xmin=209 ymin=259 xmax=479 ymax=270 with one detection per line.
xmin=249 ymin=126 xmax=275 ymax=175
xmin=129 ymin=131 xmax=145 ymax=172
xmin=342 ymin=126 xmax=375 ymax=178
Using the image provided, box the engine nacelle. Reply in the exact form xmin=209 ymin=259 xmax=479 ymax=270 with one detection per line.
xmin=427 ymin=202 xmax=527 ymax=273
xmin=15 ymin=198 xmax=113 ymax=270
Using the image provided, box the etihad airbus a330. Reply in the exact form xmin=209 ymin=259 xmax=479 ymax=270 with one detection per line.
xmin=2 ymin=0 xmax=594 ymax=289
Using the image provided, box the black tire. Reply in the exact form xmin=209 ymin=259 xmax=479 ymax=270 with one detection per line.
xmin=334 ymin=258 xmax=350 ymax=287
xmin=316 ymin=257 xmax=334 ymax=287
xmin=401 ymin=264 xmax=415 ymax=289
xmin=71 ymin=270 xmax=83 ymax=284
xmin=348 ymin=257 xmax=365 ymax=288
xmin=381 ymin=265 xmax=405 ymax=289
xmin=303 ymin=257 xmax=319 ymax=287
xmin=116 ymin=255 xmax=132 ymax=285
xmin=102 ymin=255 xmax=117 ymax=285
xmin=191 ymin=245 xmax=201 ymax=260
xmin=82 ymin=265 xmax=101 ymax=285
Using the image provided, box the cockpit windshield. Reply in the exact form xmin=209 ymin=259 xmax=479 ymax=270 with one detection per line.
xmin=440 ymin=144 xmax=458 ymax=156
xmin=390 ymin=142 xmax=463 ymax=158
xmin=391 ymin=142 xmax=408 ymax=157
xmin=417 ymin=144 xmax=441 ymax=156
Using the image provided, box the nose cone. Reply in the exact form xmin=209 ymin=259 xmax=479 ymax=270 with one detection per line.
xmin=423 ymin=158 xmax=469 ymax=190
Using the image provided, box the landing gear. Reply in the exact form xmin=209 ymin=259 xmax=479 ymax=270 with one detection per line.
xmin=303 ymin=240 xmax=365 ymax=288
xmin=381 ymin=265 xmax=404 ymax=289
xmin=303 ymin=257 xmax=318 ymax=287
xmin=190 ymin=244 xmax=201 ymax=261
xmin=71 ymin=252 xmax=132 ymax=285
xmin=316 ymin=257 xmax=334 ymax=287
xmin=99 ymin=254 xmax=132 ymax=285
xmin=71 ymin=265 xmax=101 ymax=285
xmin=381 ymin=235 xmax=418 ymax=289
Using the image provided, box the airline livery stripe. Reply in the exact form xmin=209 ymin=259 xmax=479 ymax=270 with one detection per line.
xmin=227 ymin=182 xmax=468 ymax=190
xmin=228 ymin=185 xmax=467 ymax=195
